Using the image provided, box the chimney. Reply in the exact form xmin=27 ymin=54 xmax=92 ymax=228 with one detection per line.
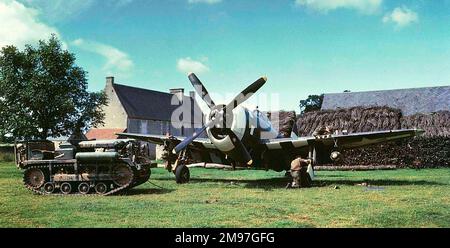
xmin=170 ymin=88 xmax=185 ymax=102
xmin=189 ymin=91 xmax=196 ymax=99
xmin=106 ymin=76 xmax=114 ymax=85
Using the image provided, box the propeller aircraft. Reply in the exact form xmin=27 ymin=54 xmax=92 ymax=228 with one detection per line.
xmin=118 ymin=73 xmax=424 ymax=187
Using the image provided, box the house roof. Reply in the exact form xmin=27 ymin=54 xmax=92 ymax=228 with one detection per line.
xmin=321 ymin=85 xmax=450 ymax=116
xmin=113 ymin=83 xmax=204 ymax=123
xmin=47 ymin=133 xmax=87 ymax=141
xmin=85 ymin=128 xmax=125 ymax=140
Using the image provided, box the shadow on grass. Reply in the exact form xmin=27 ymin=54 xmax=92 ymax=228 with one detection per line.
xmin=193 ymin=177 xmax=290 ymax=190
xmin=124 ymin=188 xmax=175 ymax=195
xmin=153 ymin=176 xmax=445 ymax=190
xmin=318 ymin=174 xmax=351 ymax=178
xmin=152 ymin=176 xmax=289 ymax=191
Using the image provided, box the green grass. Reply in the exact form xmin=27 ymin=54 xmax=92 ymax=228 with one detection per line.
xmin=0 ymin=162 xmax=449 ymax=227
xmin=0 ymin=152 xmax=14 ymax=162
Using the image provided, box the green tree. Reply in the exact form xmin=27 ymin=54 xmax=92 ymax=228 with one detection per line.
xmin=299 ymin=94 xmax=324 ymax=115
xmin=0 ymin=35 xmax=107 ymax=141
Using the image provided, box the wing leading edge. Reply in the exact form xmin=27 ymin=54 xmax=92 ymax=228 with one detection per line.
xmin=262 ymin=129 xmax=424 ymax=151
xmin=117 ymin=129 xmax=424 ymax=157
xmin=116 ymin=132 xmax=217 ymax=150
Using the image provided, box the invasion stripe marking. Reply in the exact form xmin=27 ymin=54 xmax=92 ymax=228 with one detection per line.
xmin=292 ymin=139 xmax=309 ymax=148
xmin=266 ymin=143 xmax=282 ymax=150
xmin=280 ymin=141 xmax=295 ymax=150
xmin=264 ymin=139 xmax=310 ymax=150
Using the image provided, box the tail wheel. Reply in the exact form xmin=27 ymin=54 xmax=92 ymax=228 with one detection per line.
xmin=95 ymin=183 xmax=108 ymax=194
xmin=78 ymin=183 xmax=90 ymax=194
xmin=60 ymin=182 xmax=72 ymax=194
xmin=175 ymin=164 xmax=190 ymax=184
xmin=24 ymin=168 xmax=45 ymax=189
xmin=43 ymin=182 xmax=55 ymax=194
xmin=112 ymin=164 xmax=133 ymax=187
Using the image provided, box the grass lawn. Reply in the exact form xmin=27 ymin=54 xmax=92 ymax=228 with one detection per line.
xmin=0 ymin=162 xmax=449 ymax=227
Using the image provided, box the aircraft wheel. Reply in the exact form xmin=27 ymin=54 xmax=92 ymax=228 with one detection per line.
xmin=299 ymin=166 xmax=312 ymax=188
xmin=175 ymin=164 xmax=190 ymax=184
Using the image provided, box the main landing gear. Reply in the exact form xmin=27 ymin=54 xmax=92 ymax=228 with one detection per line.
xmin=162 ymin=136 xmax=190 ymax=184
xmin=172 ymin=149 xmax=190 ymax=184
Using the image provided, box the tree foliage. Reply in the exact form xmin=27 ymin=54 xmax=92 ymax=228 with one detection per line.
xmin=0 ymin=35 xmax=107 ymax=141
xmin=299 ymin=94 xmax=324 ymax=115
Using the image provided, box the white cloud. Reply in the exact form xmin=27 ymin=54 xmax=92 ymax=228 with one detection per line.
xmin=72 ymin=39 xmax=134 ymax=76
xmin=0 ymin=0 xmax=60 ymax=48
xmin=21 ymin=0 xmax=95 ymax=22
xmin=188 ymin=0 xmax=222 ymax=4
xmin=20 ymin=0 xmax=134 ymax=22
xmin=72 ymin=39 xmax=84 ymax=47
xmin=383 ymin=6 xmax=418 ymax=28
xmin=295 ymin=0 xmax=382 ymax=14
xmin=177 ymin=57 xmax=210 ymax=74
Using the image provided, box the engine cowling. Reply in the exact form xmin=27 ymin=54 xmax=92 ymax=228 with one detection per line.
xmin=206 ymin=106 xmax=250 ymax=163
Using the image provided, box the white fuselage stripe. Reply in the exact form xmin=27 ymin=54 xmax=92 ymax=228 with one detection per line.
xmin=266 ymin=143 xmax=282 ymax=149
xmin=292 ymin=139 xmax=309 ymax=148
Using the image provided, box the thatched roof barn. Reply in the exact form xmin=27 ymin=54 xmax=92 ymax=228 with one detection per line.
xmin=321 ymin=86 xmax=450 ymax=116
xmin=295 ymin=85 xmax=450 ymax=167
xmin=294 ymin=107 xmax=450 ymax=167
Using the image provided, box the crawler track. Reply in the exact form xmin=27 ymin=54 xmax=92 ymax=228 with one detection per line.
xmin=23 ymin=162 xmax=136 ymax=196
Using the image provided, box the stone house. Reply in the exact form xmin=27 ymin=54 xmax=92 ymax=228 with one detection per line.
xmin=86 ymin=77 xmax=204 ymax=158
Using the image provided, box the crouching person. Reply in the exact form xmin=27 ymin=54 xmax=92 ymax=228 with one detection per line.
xmin=288 ymin=156 xmax=312 ymax=188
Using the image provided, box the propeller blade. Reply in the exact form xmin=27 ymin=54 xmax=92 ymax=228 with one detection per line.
xmin=188 ymin=73 xmax=216 ymax=109
xmin=173 ymin=126 xmax=207 ymax=154
xmin=224 ymin=129 xmax=252 ymax=165
xmin=173 ymin=120 xmax=215 ymax=154
xmin=225 ymin=76 xmax=267 ymax=111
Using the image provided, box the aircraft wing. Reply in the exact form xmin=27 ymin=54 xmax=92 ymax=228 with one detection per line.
xmin=262 ymin=129 xmax=424 ymax=151
xmin=116 ymin=132 xmax=229 ymax=164
xmin=116 ymin=132 xmax=217 ymax=150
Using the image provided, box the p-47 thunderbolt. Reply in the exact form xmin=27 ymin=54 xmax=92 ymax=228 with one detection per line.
xmin=118 ymin=73 xmax=424 ymax=187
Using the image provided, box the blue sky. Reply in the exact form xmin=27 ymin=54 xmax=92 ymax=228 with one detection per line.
xmin=1 ymin=0 xmax=450 ymax=112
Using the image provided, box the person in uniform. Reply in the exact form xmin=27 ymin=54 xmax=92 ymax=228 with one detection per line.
xmin=312 ymin=125 xmax=333 ymax=137
xmin=288 ymin=156 xmax=311 ymax=188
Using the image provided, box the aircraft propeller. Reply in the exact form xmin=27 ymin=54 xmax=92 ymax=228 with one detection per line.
xmin=173 ymin=73 xmax=267 ymax=165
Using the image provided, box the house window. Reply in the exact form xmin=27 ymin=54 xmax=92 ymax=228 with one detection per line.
xmin=160 ymin=121 xmax=170 ymax=135
xmin=128 ymin=119 xmax=140 ymax=133
xmin=141 ymin=120 xmax=148 ymax=134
